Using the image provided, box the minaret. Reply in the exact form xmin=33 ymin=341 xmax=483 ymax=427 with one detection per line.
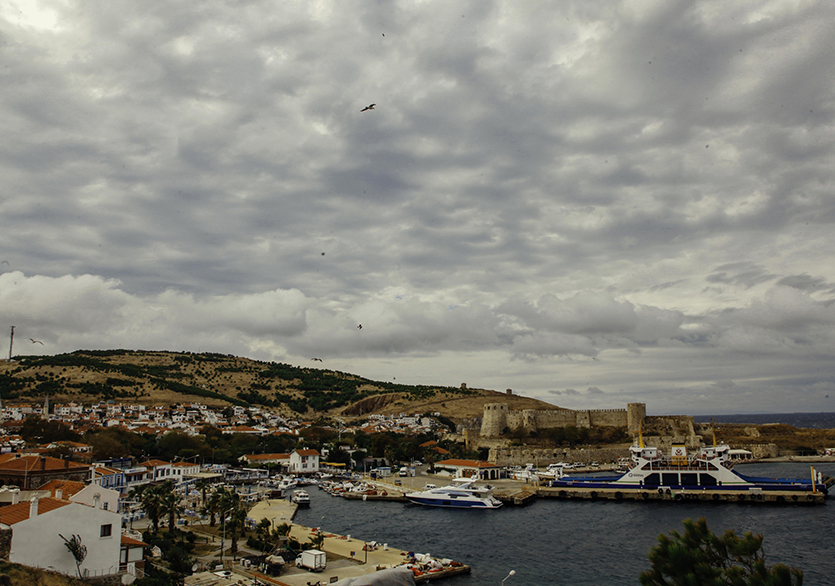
xmin=42 ymin=394 xmax=50 ymax=419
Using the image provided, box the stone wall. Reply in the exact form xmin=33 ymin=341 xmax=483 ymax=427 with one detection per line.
xmin=480 ymin=402 xmax=644 ymax=437
xmin=0 ymin=526 xmax=11 ymax=561
xmin=489 ymin=446 xmax=631 ymax=467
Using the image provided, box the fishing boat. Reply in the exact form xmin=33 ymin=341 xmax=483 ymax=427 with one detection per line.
xmin=405 ymin=478 xmax=503 ymax=509
xmin=550 ymin=431 xmax=833 ymax=496
xmin=291 ymin=489 xmax=311 ymax=506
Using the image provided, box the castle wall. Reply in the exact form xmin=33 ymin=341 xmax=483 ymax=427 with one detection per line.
xmin=489 ymin=446 xmax=631 ymax=467
xmin=480 ymin=402 xmax=642 ymax=438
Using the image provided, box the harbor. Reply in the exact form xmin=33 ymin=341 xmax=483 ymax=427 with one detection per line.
xmin=189 ymin=495 xmax=471 ymax=586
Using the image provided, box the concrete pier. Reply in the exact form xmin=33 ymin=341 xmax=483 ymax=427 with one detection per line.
xmin=537 ymin=486 xmax=827 ymax=504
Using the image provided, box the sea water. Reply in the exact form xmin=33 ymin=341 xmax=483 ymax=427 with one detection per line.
xmin=295 ymin=462 xmax=835 ymax=586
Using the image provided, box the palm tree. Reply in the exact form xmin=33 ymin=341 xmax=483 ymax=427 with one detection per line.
xmin=59 ymin=534 xmax=87 ymax=578
xmin=309 ymin=531 xmax=325 ymax=550
xmin=204 ymin=489 xmax=224 ymax=527
xmin=139 ymin=485 xmax=165 ymax=534
xmin=196 ymin=478 xmax=213 ymax=507
xmin=159 ymin=483 xmax=182 ymax=533
xmin=227 ymin=505 xmax=248 ymax=561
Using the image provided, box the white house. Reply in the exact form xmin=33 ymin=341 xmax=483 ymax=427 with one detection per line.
xmin=171 ymin=461 xmax=200 ymax=482
xmin=289 ymin=449 xmax=320 ymax=474
xmin=0 ymin=496 xmax=122 ymax=578
xmin=70 ymin=484 xmax=121 ymax=513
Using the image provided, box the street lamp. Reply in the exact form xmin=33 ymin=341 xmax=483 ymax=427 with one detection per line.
xmin=219 ymin=507 xmax=234 ymax=567
xmin=502 ymin=570 xmax=516 ymax=586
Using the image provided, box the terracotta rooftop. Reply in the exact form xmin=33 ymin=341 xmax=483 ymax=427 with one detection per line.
xmin=0 ymin=497 xmax=70 ymax=525
xmin=244 ymin=453 xmax=289 ymax=461
xmin=435 ymin=458 xmax=498 ymax=468
xmin=140 ymin=459 xmax=172 ymax=468
xmin=37 ymin=479 xmax=86 ymax=498
xmin=0 ymin=454 xmax=89 ymax=472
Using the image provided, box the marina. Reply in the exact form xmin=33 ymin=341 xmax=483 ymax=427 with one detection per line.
xmin=288 ymin=462 xmax=835 ymax=586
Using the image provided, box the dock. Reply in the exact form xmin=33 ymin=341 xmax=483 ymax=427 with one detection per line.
xmin=494 ymin=489 xmax=537 ymax=506
xmin=341 ymin=491 xmax=408 ymax=502
xmin=244 ymin=499 xmax=469 ymax=585
xmin=536 ymin=486 xmax=827 ymax=504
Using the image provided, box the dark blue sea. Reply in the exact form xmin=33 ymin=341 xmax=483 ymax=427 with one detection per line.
xmin=694 ymin=412 xmax=835 ymax=429
xmin=296 ymin=462 xmax=835 ymax=586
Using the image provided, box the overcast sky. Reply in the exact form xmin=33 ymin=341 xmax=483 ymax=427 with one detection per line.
xmin=2 ymin=1 xmax=834 ymax=415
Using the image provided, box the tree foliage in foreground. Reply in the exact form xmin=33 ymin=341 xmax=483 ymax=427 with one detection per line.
xmin=640 ymin=518 xmax=802 ymax=586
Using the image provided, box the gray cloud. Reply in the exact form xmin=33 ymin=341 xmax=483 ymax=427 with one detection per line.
xmin=2 ymin=1 xmax=835 ymax=415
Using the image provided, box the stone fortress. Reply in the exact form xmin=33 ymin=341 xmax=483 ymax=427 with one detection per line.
xmin=470 ymin=401 xmax=774 ymax=467
xmin=480 ymin=402 xmax=649 ymax=437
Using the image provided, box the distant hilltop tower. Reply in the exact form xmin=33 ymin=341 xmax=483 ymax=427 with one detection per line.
xmin=480 ymin=403 xmax=509 ymax=437
xmin=627 ymin=402 xmax=646 ymax=433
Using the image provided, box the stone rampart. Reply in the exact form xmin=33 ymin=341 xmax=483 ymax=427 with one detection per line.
xmin=489 ymin=446 xmax=631 ymax=467
xmin=480 ymin=402 xmax=642 ymax=437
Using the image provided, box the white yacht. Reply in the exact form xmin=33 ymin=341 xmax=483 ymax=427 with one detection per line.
xmin=291 ymin=489 xmax=311 ymax=506
xmin=405 ymin=478 xmax=503 ymax=509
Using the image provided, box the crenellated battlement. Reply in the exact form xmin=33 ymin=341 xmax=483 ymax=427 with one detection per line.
xmin=480 ymin=401 xmax=648 ymax=437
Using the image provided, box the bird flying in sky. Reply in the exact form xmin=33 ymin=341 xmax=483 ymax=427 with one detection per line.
xmin=311 ymin=357 xmax=323 ymax=362
xmin=360 ymin=104 xmax=375 ymax=112
xmin=357 ymin=324 xmax=362 ymax=330
xmin=30 ymin=338 xmax=44 ymax=345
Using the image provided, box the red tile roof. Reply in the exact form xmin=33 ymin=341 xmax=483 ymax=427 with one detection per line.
xmin=0 ymin=497 xmax=70 ymax=525
xmin=37 ymin=479 xmax=86 ymax=498
xmin=0 ymin=454 xmax=88 ymax=472
xmin=121 ymin=535 xmax=148 ymax=547
xmin=435 ymin=459 xmax=499 ymax=468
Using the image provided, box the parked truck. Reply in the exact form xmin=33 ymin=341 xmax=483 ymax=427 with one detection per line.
xmin=295 ymin=550 xmax=326 ymax=572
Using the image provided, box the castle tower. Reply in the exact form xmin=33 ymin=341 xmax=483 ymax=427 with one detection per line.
xmin=522 ymin=409 xmax=538 ymax=434
xmin=480 ymin=403 xmax=509 ymax=437
xmin=627 ymin=402 xmax=646 ymax=433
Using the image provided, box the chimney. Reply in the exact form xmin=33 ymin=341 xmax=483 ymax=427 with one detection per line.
xmin=11 ymin=489 xmax=20 ymax=505
xmin=40 ymin=456 xmax=46 ymax=471
xmin=64 ymin=457 xmax=70 ymax=469
xmin=29 ymin=496 xmax=38 ymax=518
xmin=56 ymin=488 xmax=63 ymax=500
xmin=93 ymin=493 xmax=101 ymax=509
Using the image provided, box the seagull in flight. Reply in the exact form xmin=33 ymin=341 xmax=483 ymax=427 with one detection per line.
xmin=357 ymin=324 xmax=363 ymax=330
xmin=311 ymin=358 xmax=323 ymax=362
xmin=360 ymin=104 xmax=375 ymax=112
xmin=30 ymin=338 xmax=44 ymax=345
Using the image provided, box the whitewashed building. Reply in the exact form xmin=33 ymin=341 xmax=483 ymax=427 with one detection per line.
xmin=289 ymin=449 xmax=320 ymax=474
xmin=0 ymin=496 xmax=122 ymax=578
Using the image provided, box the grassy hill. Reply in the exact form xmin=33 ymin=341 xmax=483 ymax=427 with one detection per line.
xmin=0 ymin=560 xmax=89 ymax=586
xmin=0 ymin=350 xmax=560 ymax=421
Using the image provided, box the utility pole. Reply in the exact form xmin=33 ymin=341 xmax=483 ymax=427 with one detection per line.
xmin=8 ymin=325 xmax=14 ymax=360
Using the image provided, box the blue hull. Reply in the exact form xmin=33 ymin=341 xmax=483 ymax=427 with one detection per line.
xmin=551 ymin=474 xmax=819 ymax=493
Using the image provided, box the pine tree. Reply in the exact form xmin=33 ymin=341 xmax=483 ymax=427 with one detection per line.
xmin=640 ymin=518 xmax=803 ymax=586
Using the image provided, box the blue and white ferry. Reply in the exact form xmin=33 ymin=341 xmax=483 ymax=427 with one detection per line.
xmin=550 ymin=434 xmax=831 ymax=496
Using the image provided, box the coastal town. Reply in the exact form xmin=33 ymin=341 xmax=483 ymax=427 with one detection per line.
xmin=2 ymin=348 xmax=835 ymax=586
xmin=0 ymin=396 xmax=478 ymax=586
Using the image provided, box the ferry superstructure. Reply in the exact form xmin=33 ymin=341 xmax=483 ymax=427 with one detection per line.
xmin=550 ymin=436 xmax=832 ymax=495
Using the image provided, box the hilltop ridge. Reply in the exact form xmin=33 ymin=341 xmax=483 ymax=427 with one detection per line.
xmin=0 ymin=350 xmax=560 ymax=422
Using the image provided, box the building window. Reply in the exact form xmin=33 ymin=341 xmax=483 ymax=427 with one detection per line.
xmin=100 ymin=524 xmax=112 ymax=538
xmin=103 ymin=502 xmax=108 ymax=510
